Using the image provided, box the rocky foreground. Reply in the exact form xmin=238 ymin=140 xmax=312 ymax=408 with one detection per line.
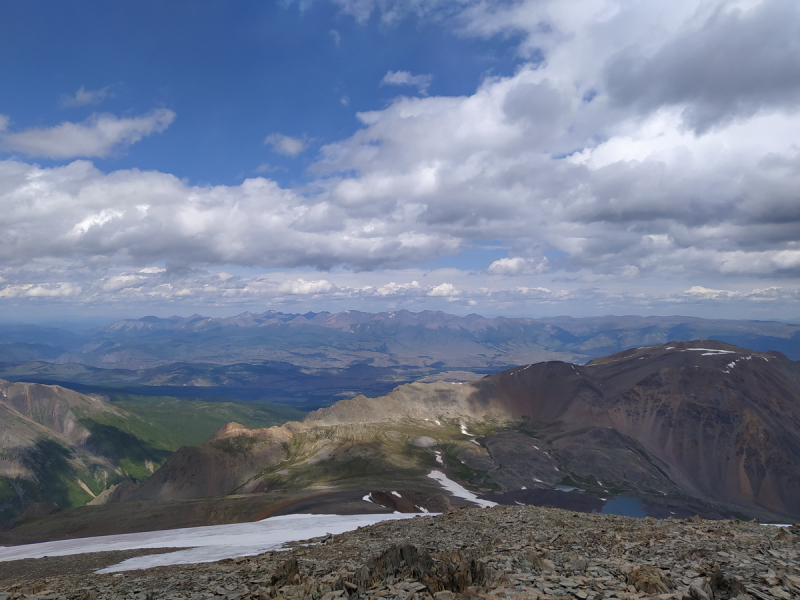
xmin=1 ymin=505 xmax=798 ymax=600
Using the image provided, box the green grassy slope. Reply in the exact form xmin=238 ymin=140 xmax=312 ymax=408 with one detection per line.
xmin=0 ymin=391 xmax=306 ymax=523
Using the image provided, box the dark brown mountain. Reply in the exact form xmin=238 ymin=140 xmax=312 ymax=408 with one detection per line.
xmin=111 ymin=340 xmax=800 ymax=522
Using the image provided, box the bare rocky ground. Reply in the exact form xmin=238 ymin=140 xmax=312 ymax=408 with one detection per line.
xmin=1 ymin=505 xmax=798 ymax=600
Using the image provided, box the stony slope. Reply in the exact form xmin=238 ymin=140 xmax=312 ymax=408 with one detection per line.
xmin=118 ymin=340 xmax=800 ymax=522
xmin=2 ymin=506 xmax=798 ymax=599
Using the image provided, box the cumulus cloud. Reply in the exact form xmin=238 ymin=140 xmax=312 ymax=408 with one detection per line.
xmin=265 ymin=133 xmax=309 ymax=157
xmin=605 ymin=0 xmax=800 ymax=132
xmin=60 ymin=85 xmax=113 ymax=108
xmin=0 ymin=159 xmax=457 ymax=271
xmin=4 ymin=261 xmax=797 ymax=320
xmin=428 ymin=282 xmax=460 ymax=297
xmin=487 ymin=257 xmax=548 ymax=276
xmin=278 ymin=278 xmax=337 ymax=295
xmin=313 ymin=0 xmax=800 ymax=287
xmin=381 ymin=71 xmax=433 ymax=95
xmin=4 ymin=0 xmax=800 ymax=317
xmin=0 ymin=109 xmax=175 ymax=158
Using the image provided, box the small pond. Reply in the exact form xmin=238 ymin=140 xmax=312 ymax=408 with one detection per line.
xmin=600 ymin=496 xmax=646 ymax=517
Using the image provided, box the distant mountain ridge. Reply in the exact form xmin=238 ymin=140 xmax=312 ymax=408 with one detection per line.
xmin=3 ymin=310 xmax=800 ymax=407
xmin=116 ymin=340 xmax=800 ymax=522
xmin=0 ymin=310 xmax=800 ymax=369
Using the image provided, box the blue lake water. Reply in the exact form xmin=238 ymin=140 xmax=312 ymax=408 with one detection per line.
xmin=600 ymin=496 xmax=647 ymax=517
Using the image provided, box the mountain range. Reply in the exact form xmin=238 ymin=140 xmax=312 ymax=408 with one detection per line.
xmin=6 ymin=338 xmax=798 ymax=546
xmin=114 ymin=340 xmax=799 ymax=523
xmin=2 ymin=310 xmax=800 ymax=408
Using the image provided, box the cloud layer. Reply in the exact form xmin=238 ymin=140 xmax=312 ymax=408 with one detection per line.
xmin=2 ymin=0 xmax=800 ymax=317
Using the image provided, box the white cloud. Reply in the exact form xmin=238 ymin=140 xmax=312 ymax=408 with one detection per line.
xmin=375 ymin=280 xmax=421 ymax=296
xmin=381 ymin=70 xmax=433 ymax=95
xmin=0 ymin=159 xmax=457 ymax=271
xmin=683 ymin=285 xmax=739 ymax=300
xmin=428 ymin=282 xmax=460 ymax=297
xmin=2 ymin=258 xmax=799 ymax=319
xmin=60 ymin=85 xmax=113 ymax=108
xmin=277 ymin=278 xmax=336 ymax=295
xmin=0 ymin=282 xmax=82 ymax=299
xmin=487 ymin=257 xmax=548 ymax=276
xmin=264 ymin=133 xmax=309 ymax=157
xmin=0 ymin=109 xmax=175 ymax=159
xmin=313 ymin=0 xmax=800 ymax=290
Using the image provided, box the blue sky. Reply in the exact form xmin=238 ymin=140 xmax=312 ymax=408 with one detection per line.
xmin=2 ymin=0 xmax=800 ymax=322
xmin=1 ymin=2 xmax=519 ymax=186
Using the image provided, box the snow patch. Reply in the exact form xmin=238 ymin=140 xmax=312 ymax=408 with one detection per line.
xmin=427 ymin=470 xmax=497 ymax=508
xmin=362 ymin=494 xmax=373 ymax=503
xmin=391 ymin=491 xmax=402 ymax=498
xmin=0 ymin=513 xmax=426 ymax=573
xmin=687 ymin=348 xmax=735 ymax=355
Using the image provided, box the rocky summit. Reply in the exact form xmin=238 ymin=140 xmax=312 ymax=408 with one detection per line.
xmin=1 ymin=505 xmax=798 ymax=599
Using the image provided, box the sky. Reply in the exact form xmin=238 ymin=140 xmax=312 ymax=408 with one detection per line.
xmin=2 ymin=0 xmax=800 ymax=322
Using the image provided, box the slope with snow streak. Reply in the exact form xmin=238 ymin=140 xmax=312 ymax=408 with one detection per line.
xmin=0 ymin=513 xmax=427 ymax=573
xmin=427 ymin=470 xmax=497 ymax=508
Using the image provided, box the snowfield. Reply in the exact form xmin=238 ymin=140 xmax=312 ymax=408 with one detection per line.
xmin=0 ymin=513 xmax=426 ymax=573
xmin=0 ymin=472 xmax=498 ymax=573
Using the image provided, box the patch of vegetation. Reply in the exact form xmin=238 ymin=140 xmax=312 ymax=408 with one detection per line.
xmin=0 ymin=477 xmax=21 ymax=522
xmin=107 ymin=394 xmax=306 ymax=449
xmin=19 ymin=440 xmax=92 ymax=508
xmin=79 ymin=419 xmax=173 ymax=481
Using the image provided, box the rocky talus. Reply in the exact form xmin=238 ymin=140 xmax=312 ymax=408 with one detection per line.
xmin=1 ymin=505 xmax=798 ymax=600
